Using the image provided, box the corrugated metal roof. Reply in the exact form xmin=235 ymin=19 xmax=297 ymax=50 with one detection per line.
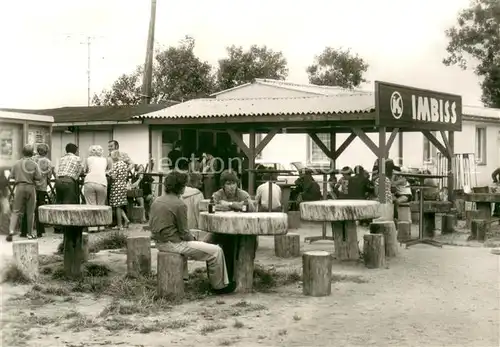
xmin=210 ymin=78 xmax=371 ymax=97
xmin=254 ymin=78 xmax=372 ymax=96
xmin=135 ymin=93 xmax=375 ymax=119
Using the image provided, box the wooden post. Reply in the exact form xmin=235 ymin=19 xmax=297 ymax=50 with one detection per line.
xmin=248 ymin=130 xmax=256 ymax=196
xmin=82 ymin=232 xmax=89 ymax=262
xmin=12 ymin=240 xmax=39 ymax=281
xmin=274 ymin=233 xmax=300 ymax=258
xmin=447 ymin=131 xmax=454 ymax=202
xmin=302 ymin=251 xmax=332 ymax=297
xmin=141 ymin=0 xmax=157 ymax=104
xmin=471 ymin=219 xmax=488 ymax=242
xmin=396 ymin=221 xmax=411 ymax=242
xmin=126 ymin=236 xmax=152 ymax=277
xmin=378 ymin=127 xmax=387 ymax=203
xmin=369 ymin=220 xmax=398 ymax=257
xmin=332 ymin=221 xmax=359 ymax=260
xmin=157 ymin=252 xmax=185 ymax=297
xmin=441 ymin=214 xmax=456 ymax=234
xmin=363 ymin=234 xmax=385 ymax=269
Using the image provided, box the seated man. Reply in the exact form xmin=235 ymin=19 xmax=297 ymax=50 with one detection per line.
xmin=392 ymin=170 xmax=412 ymax=221
xmin=149 ymin=171 xmax=235 ymax=294
xmin=181 ymin=172 xmax=204 ymax=232
xmin=255 ymin=172 xmax=282 ymax=212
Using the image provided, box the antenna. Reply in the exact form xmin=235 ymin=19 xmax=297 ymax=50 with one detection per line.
xmin=64 ymin=34 xmax=104 ymax=106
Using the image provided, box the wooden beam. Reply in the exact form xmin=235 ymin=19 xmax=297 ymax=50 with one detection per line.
xmin=228 ymin=129 xmax=251 ymax=158
xmin=385 ymin=128 xmax=399 ymax=156
xmin=422 ymin=130 xmax=449 ymax=159
xmin=255 ymin=128 xmax=279 ymax=156
xmin=439 ymin=130 xmax=453 ymax=159
xmin=248 ymin=130 xmax=256 ymax=196
xmin=377 ymin=127 xmax=387 ymax=203
xmin=334 ymin=133 xmax=356 ymax=159
xmin=352 ymin=128 xmax=379 ymax=156
xmin=307 ymin=132 xmax=333 ymax=159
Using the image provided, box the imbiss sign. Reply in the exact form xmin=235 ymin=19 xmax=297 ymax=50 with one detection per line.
xmin=375 ymin=81 xmax=462 ymax=131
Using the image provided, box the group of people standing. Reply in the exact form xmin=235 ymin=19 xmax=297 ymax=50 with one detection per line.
xmin=1 ymin=139 xmax=153 ymax=241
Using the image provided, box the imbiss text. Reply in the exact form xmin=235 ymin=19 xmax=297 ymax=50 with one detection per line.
xmin=411 ymin=95 xmax=458 ymax=123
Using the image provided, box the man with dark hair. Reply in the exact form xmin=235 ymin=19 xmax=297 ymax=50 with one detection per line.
xmin=107 ymin=140 xmax=133 ymax=170
xmin=167 ymin=141 xmax=185 ymax=171
xmin=55 ymin=143 xmax=83 ymax=206
xmin=6 ymin=144 xmax=41 ymax=241
xmin=149 ymin=171 xmax=235 ymax=294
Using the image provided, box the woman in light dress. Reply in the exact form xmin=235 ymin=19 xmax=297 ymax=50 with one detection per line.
xmin=83 ymin=145 xmax=110 ymax=232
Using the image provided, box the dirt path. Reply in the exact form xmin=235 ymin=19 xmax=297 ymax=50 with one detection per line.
xmin=1 ymin=223 xmax=499 ymax=347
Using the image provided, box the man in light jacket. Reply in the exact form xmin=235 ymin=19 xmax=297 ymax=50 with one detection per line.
xmin=181 ymin=173 xmax=204 ymax=238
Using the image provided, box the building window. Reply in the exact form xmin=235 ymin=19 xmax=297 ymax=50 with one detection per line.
xmin=423 ymin=131 xmax=437 ymax=164
xmin=308 ymin=133 xmax=330 ymax=163
xmin=475 ymin=127 xmax=487 ymax=165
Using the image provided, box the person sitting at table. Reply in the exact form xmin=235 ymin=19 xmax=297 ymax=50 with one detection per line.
xmin=392 ymin=169 xmax=412 ymax=222
xmin=421 ymin=169 xmax=440 ymax=201
xmin=255 ymin=172 xmax=282 ymax=212
xmin=150 ymin=171 xmax=235 ymax=294
xmin=203 ymin=170 xmax=256 ymax=248
xmin=294 ymin=169 xmax=322 ymax=203
xmin=334 ymin=166 xmax=353 ymax=199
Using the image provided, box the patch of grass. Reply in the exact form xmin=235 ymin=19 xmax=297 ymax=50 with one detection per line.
xmin=233 ymin=319 xmax=244 ymax=328
xmin=331 ymin=274 xmax=368 ymax=284
xmin=200 ymin=323 xmax=226 ymax=335
xmin=1 ymin=263 xmax=31 ymax=284
xmin=90 ymin=231 xmax=127 ymax=252
xmin=32 ymin=283 xmax=70 ymax=296
xmin=39 ymin=254 xmax=63 ymax=266
xmin=252 ymin=265 xmax=301 ymax=292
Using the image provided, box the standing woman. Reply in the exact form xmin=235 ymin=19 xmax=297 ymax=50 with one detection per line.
xmin=108 ymin=150 xmax=130 ymax=230
xmin=84 ymin=145 xmax=110 ymax=231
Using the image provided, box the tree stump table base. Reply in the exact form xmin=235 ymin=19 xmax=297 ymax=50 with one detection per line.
xmin=441 ymin=214 xmax=456 ymax=234
xmin=199 ymin=211 xmax=287 ymax=293
xmin=38 ymin=204 xmax=112 ymax=278
xmin=471 ymin=219 xmax=489 ymax=242
xmin=369 ymin=221 xmax=398 ymax=257
xmin=332 ymin=221 xmax=359 ymax=261
xmin=300 ymin=200 xmax=381 ymax=261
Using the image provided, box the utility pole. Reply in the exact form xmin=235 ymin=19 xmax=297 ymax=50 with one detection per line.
xmin=142 ymin=0 xmax=157 ymax=105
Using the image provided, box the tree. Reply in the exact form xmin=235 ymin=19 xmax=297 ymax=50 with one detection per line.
xmin=306 ymin=47 xmax=369 ymax=89
xmin=93 ymin=36 xmax=215 ymax=106
xmin=443 ymin=0 xmax=500 ymax=107
xmin=216 ymin=45 xmax=289 ymax=91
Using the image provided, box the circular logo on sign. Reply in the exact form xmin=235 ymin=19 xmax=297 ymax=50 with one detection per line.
xmin=390 ymin=91 xmax=403 ymax=119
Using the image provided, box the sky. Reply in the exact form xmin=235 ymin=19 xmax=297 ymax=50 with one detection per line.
xmin=0 ymin=0 xmax=484 ymax=109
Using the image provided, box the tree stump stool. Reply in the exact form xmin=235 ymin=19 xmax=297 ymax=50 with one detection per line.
xmin=287 ymin=211 xmax=301 ymax=229
xmin=302 ymin=251 xmax=332 ymax=297
xmin=274 ymin=233 xmax=300 ymax=258
xmin=126 ymin=235 xmax=152 ymax=277
xmin=157 ymin=251 xmax=185 ymax=298
xmin=396 ymin=221 xmax=411 ymax=242
xmin=300 ymin=200 xmax=381 ymax=261
xmin=441 ymin=214 xmax=456 ymax=234
xmin=129 ymin=206 xmax=145 ymax=223
xmin=423 ymin=213 xmax=436 ymax=238
xmin=471 ymin=219 xmax=489 ymax=242
xmin=397 ymin=203 xmax=411 ymax=223
xmin=363 ymin=234 xmax=385 ymax=269
xmin=369 ymin=220 xmax=398 ymax=257
xmin=12 ymin=240 xmax=39 ymax=281
xmin=199 ymin=211 xmax=287 ymax=293
xmin=82 ymin=232 xmax=89 ymax=262
xmin=38 ymin=205 xmax=112 ymax=278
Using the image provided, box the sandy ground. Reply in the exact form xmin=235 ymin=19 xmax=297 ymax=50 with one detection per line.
xmin=1 ymin=220 xmax=499 ymax=347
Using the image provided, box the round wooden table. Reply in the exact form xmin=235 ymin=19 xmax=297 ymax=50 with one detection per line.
xmin=38 ymin=204 xmax=112 ymax=278
xmin=300 ymin=200 xmax=381 ymax=260
xmin=199 ymin=211 xmax=287 ymax=293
